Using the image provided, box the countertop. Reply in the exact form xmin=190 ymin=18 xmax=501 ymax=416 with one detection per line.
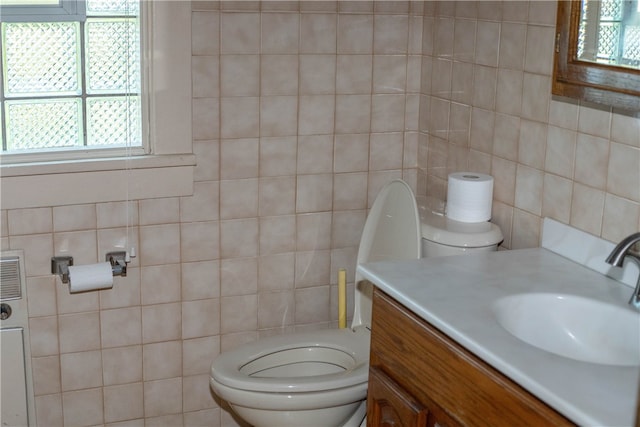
xmin=357 ymin=247 xmax=640 ymax=426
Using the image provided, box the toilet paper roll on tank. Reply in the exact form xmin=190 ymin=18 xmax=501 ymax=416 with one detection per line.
xmin=446 ymin=172 xmax=494 ymax=223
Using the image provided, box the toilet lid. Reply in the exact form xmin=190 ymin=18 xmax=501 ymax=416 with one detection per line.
xmin=417 ymin=196 xmax=503 ymax=247
xmin=353 ymin=180 xmax=421 ymax=329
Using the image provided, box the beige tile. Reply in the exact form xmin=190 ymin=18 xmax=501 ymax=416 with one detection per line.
xmin=475 ymin=21 xmax=500 ymax=67
xmin=570 ymin=183 xmax=605 ymax=236
xmin=574 ymin=134 xmax=609 ymax=190
xmin=100 ymin=267 xmax=141 ymax=309
xmin=433 ymin=16 xmax=454 ymax=58
xmin=7 ymin=208 xmax=51 ymax=236
xmin=499 ymin=23 xmax=527 ymax=70
xmin=220 ymin=12 xmax=260 ymax=54
xmin=258 ymin=290 xmax=294 ymax=329
xmin=332 ymin=210 xmax=367 ymax=248
xmin=300 ymin=13 xmax=337 ymax=54
xmin=102 ymin=345 xmax=143 ymax=386
xmin=257 ymin=178 xmax=295 ymax=219
xmin=578 ymin=104 xmax=612 ymax=139
xmin=607 ymin=142 xmax=640 ymax=202
xmin=259 ymin=216 xmax=296 ymax=255
xmin=493 ymin=113 xmax=520 ymax=161
xmin=183 ymin=374 xmax=217 ymax=412
xmin=144 ymin=377 xmax=183 ymax=418
xmin=333 ymin=173 xmax=368 ymax=210
xmin=491 ymin=156 xmax=517 ymax=205
xmin=29 ymin=316 xmax=59 ymax=357
xmin=299 ymin=55 xmax=336 ymax=95
xmin=470 ymin=107 xmax=495 ymax=154
xmin=548 ymin=97 xmax=579 ymax=130
xmin=97 ymin=201 xmax=138 ymax=229
xmin=260 ymin=96 xmax=298 ymax=137
xmin=334 ymin=134 xmax=370 ymax=173
xmin=602 ymin=194 xmax=640 ymax=243
xmin=9 ymin=234 xmax=52 ymax=276
xmin=370 ymin=133 xmax=404 ymax=170
xmin=374 ymin=14 xmax=409 ymax=54
xmin=518 ymin=120 xmax=547 ymax=169
xmin=144 ymin=413 xmax=184 ymax=427
xmin=372 ymin=94 xmax=406 ymax=132
xmin=450 ymin=61 xmax=474 ymax=105
xmin=104 ymin=383 xmax=144 ymax=423
xmin=542 ymin=173 xmax=573 ymax=224
xmin=180 ymin=181 xmax=220 ymax=222
xmin=431 ymin=58 xmax=452 ymax=98
xmin=502 ymin=1 xmax=529 ymax=23
xmin=221 ymin=257 xmax=258 ymax=296
xmin=183 ymin=298 xmax=220 ymax=339
xmin=496 ymin=69 xmax=523 ymax=116
xmin=336 ymin=55 xmax=373 ymax=94
xmin=60 ymin=350 xmax=103 ymax=391
xmin=58 ymin=312 xmax=100 ymax=353
xmin=183 ymin=336 xmax=220 ymax=376
xmin=528 ymin=0 xmax=557 ymax=26
xmin=261 ymin=55 xmax=298 ymax=96
xmin=181 ymin=260 xmax=220 ymax=301
xmin=141 ymin=264 xmax=181 ymax=305
xmin=452 ymin=18 xmax=476 ymax=62
xmin=31 ymin=355 xmax=61 ymax=395
xmin=220 ymin=294 xmax=257 ymax=334
xmin=142 ymin=303 xmax=182 ymax=344
xmin=192 ymin=11 xmax=219 ymax=56
xmin=259 ymin=136 xmax=297 ymax=177
xmin=611 ymin=111 xmax=640 ymax=147
xmin=143 ymin=341 xmax=182 ymax=381
xmin=472 ymin=65 xmax=497 ymax=110
xmin=220 ymin=218 xmax=258 ymax=258
xmin=492 ymin=201 xmax=514 ymax=249
xmin=139 ymin=224 xmax=181 ymax=266
xmin=296 ymin=174 xmax=333 ymax=213
xmin=545 ymin=126 xmax=576 ymax=179
xmin=521 ymin=73 xmax=550 ymax=122
xmin=448 ymin=102 xmax=470 ymax=147
xmin=514 ymin=165 xmax=544 ymax=216
xmin=220 ymin=97 xmax=260 ymax=139
xmin=335 ymin=95 xmax=372 ymax=134
xmin=192 ymin=56 xmax=219 ymax=98
xmin=295 ymin=250 xmax=331 ymax=288
xmin=53 ymin=204 xmax=96 ymax=232
xmin=35 ymin=393 xmax=63 ymax=427
xmin=53 ymin=229 xmax=97 ymax=267
xmin=62 ymin=387 xmax=104 ymax=427
xmin=193 ymin=140 xmax=220 ymax=183
xmin=511 ymin=209 xmax=541 ymax=249
xmin=295 ymin=286 xmax=330 ymax=324
xmin=192 ymin=98 xmax=219 ymax=141
xmin=524 ymin=25 xmax=555 ymax=76
xmin=337 ymin=14 xmax=374 ymax=54
xmin=220 ymin=138 xmax=259 ymax=179
xmin=219 ymin=179 xmax=258 ymax=220
xmin=298 ymin=95 xmax=336 ymax=135
xmin=27 ymin=276 xmax=57 ymax=317
xmin=101 ymin=306 xmax=142 ymax=348
xmin=181 ymin=221 xmax=220 ymax=262
xmin=258 ymin=252 xmax=296 ymax=291
xmin=260 ymin=13 xmax=299 ymax=54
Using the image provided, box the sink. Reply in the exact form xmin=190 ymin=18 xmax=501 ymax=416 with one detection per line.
xmin=493 ymin=293 xmax=640 ymax=366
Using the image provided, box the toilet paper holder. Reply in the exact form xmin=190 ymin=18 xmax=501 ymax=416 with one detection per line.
xmin=51 ymin=252 xmax=129 ymax=283
xmin=51 ymin=256 xmax=74 ymax=284
xmin=106 ymin=251 xmax=128 ymax=277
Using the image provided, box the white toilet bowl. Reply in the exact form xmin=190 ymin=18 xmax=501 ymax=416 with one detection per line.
xmin=210 ymin=179 xmax=422 ymax=427
xmin=210 ymin=327 xmax=370 ymax=427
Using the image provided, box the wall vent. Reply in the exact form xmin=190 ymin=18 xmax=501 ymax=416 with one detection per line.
xmin=0 ymin=256 xmax=22 ymax=301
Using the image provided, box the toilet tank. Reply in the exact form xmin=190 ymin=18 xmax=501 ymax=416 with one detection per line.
xmin=417 ymin=196 xmax=503 ymax=258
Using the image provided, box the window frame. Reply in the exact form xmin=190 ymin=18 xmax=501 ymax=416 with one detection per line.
xmin=0 ymin=1 xmax=195 ymax=210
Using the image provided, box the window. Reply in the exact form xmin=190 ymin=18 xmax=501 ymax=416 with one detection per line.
xmin=1 ymin=0 xmax=143 ymax=159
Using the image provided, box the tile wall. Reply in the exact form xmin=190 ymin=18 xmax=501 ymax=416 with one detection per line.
xmin=0 ymin=1 xmax=638 ymax=426
xmin=418 ymin=1 xmax=640 ymax=249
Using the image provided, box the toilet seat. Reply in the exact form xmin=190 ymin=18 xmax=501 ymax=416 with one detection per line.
xmin=211 ymin=327 xmax=370 ymax=395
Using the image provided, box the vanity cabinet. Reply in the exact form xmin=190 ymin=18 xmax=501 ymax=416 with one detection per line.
xmin=367 ymin=288 xmax=575 ymax=427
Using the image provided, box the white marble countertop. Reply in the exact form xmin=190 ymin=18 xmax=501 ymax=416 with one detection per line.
xmin=357 ymin=248 xmax=640 ymax=426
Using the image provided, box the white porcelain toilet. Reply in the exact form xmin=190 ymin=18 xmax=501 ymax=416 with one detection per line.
xmin=209 ymin=181 xmax=503 ymax=427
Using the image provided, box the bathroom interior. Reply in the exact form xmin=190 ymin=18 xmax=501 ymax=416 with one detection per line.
xmin=1 ymin=0 xmax=639 ymax=426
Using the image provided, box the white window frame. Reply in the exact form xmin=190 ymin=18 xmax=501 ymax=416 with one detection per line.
xmin=0 ymin=1 xmax=195 ymax=209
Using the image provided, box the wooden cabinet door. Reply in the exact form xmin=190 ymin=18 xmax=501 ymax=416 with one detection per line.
xmin=368 ymin=366 xmax=428 ymax=427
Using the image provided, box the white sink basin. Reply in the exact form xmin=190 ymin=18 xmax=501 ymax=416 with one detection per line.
xmin=493 ymin=293 xmax=640 ymax=367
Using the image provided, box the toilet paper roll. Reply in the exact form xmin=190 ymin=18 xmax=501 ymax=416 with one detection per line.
xmin=446 ymin=172 xmax=494 ymax=223
xmin=68 ymin=262 xmax=113 ymax=293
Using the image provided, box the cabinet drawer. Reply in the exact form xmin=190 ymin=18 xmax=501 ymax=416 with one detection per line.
xmin=370 ymin=289 xmax=574 ymax=426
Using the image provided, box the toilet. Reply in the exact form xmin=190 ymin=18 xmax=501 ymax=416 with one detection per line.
xmin=210 ymin=180 xmax=503 ymax=427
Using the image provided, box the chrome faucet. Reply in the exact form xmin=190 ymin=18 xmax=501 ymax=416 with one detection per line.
xmin=605 ymin=232 xmax=640 ymax=309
